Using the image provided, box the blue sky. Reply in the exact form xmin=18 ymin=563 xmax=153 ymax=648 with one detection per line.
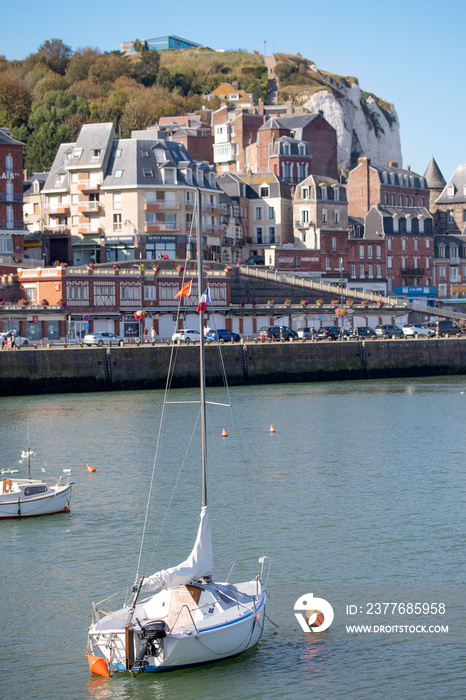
xmin=2 ymin=0 xmax=464 ymax=181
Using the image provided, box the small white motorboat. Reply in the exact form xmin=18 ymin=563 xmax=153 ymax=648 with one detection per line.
xmin=0 ymin=448 xmax=72 ymax=519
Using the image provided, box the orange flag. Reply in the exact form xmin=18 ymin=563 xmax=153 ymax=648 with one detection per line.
xmin=174 ymin=279 xmax=192 ymax=300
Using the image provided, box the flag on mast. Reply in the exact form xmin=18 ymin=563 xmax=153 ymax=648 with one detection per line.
xmin=174 ymin=279 xmax=192 ymax=299
xmin=196 ymin=288 xmax=211 ymax=312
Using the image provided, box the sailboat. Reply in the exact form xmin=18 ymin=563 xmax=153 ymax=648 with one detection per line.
xmin=0 ymin=447 xmax=73 ymax=519
xmin=86 ymin=196 xmax=270 ymax=676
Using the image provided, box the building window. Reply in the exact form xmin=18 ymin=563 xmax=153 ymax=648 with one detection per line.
xmin=268 ymin=226 xmax=276 ymax=243
xmin=367 ymin=245 xmax=373 ymax=259
xmin=143 ymin=169 xmax=154 ymax=177
xmin=393 ymin=217 xmax=398 ymax=232
xmin=401 ymin=256 xmax=407 ymax=270
xmin=334 ymin=186 xmax=339 ymax=200
xmin=255 ymin=207 xmax=262 ymax=220
xmin=391 ymin=194 xmax=395 ymax=206
xmin=359 ymin=264 xmax=364 ymax=277
xmin=321 ymin=185 xmax=327 ymax=199
xmin=351 ymin=264 xmax=356 ymax=278
xmin=325 ymin=257 xmax=330 ymax=270
xmin=322 ymin=209 xmax=327 ymax=224
xmin=301 ymin=187 xmax=309 ymax=199
xmin=425 ymin=257 xmax=430 ymax=270
xmin=92 ymin=149 xmax=101 ymax=159
xmin=332 ymin=237 xmax=337 ymax=251
xmin=260 ymin=186 xmax=269 ymax=197
xmin=6 ymin=205 xmax=13 ymax=228
xmin=255 ymin=227 xmax=263 ymax=244
xmin=113 ymin=214 xmax=122 ymax=231
xmin=387 ymin=256 xmax=392 ymax=269
xmin=426 ymin=237 xmax=430 ymax=248
xmin=334 ymin=210 xmax=340 ymax=224
xmin=72 ymin=148 xmax=82 ymax=158
xmin=94 ymin=283 xmax=116 ymax=306
xmin=114 ymin=170 xmax=123 ymax=178
xmin=113 ymin=192 xmax=121 ymax=209
xmin=141 ymin=149 xmax=150 ymax=157
xmin=376 ymin=265 xmax=382 ymax=278
xmin=359 ymin=245 xmax=364 ymax=259
xmin=448 ymin=210 xmax=454 ymax=224
xmin=112 ymin=148 xmax=121 ymax=158
xmin=438 ymin=266 xmax=447 ymax=280
xmin=387 ymin=238 xmax=392 ymax=251
xmin=268 ymin=206 xmax=275 ymax=219
xmin=447 ymin=184 xmax=455 ymax=197
xmin=368 ymin=264 xmax=373 ymax=278
xmin=406 ymin=217 xmax=412 ymax=233
xmin=6 ymin=181 xmax=13 ymax=201
xmin=144 ymin=286 xmax=156 ymax=300
xmin=414 ymin=238 xmax=419 ymax=251
xmin=376 ymin=245 xmax=381 ymax=259
xmin=419 ymin=217 xmax=424 ymax=232
xmin=163 ymin=168 xmax=176 ymax=184
xmin=401 ymin=238 xmax=406 ymax=251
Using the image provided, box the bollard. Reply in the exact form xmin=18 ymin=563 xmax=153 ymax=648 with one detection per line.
xmin=47 ymin=343 xmax=51 ymax=349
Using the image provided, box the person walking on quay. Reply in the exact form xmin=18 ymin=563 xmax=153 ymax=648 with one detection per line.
xmin=143 ymin=327 xmax=149 ymax=343
xmin=150 ymin=327 xmax=156 ymax=345
xmin=310 ymin=324 xmax=316 ymax=341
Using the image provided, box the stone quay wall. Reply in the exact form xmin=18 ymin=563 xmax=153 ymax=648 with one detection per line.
xmin=0 ymin=339 xmax=465 ymax=396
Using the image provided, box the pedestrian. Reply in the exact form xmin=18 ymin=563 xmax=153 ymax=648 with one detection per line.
xmin=310 ymin=324 xmax=315 ymax=341
xmin=150 ymin=327 xmax=156 ymax=344
xmin=143 ymin=327 xmax=149 ymax=343
xmin=340 ymin=326 xmax=346 ymax=340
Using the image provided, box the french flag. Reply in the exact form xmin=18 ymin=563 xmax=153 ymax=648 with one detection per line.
xmin=196 ymin=288 xmax=211 ymax=312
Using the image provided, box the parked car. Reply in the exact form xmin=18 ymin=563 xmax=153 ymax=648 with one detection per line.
xmin=257 ymin=325 xmax=298 ymax=340
xmin=348 ymin=326 xmax=377 ymax=339
xmin=171 ymin=329 xmax=201 ymax=343
xmin=83 ymin=332 xmax=125 ymax=347
xmin=205 ymin=329 xmax=240 ymax=342
xmin=297 ymin=327 xmax=311 ymax=339
xmin=427 ymin=320 xmax=463 ymax=337
xmin=315 ymin=326 xmax=341 ymax=341
xmin=0 ymin=331 xmax=30 ymax=346
xmin=374 ymin=324 xmax=403 ymax=339
xmin=402 ymin=324 xmax=433 ymax=339
xmin=242 ymin=255 xmax=265 ymax=265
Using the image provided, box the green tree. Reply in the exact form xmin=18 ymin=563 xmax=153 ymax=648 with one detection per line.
xmin=88 ymin=53 xmax=132 ymax=84
xmin=133 ymin=47 xmax=160 ymax=87
xmin=66 ymin=48 xmax=101 ymax=82
xmin=37 ymin=39 xmax=72 ymax=75
xmin=24 ymin=122 xmax=71 ymax=170
xmin=0 ymin=73 xmax=32 ymax=128
xmin=28 ymin=89 xmax=89 ymax=131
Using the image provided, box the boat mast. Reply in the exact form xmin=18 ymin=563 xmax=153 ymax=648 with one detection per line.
xmin=196 ymin=189 xmax=207 ymax=508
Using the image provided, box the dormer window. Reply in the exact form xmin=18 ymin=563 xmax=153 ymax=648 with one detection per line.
xmin=393 ymin=216 xmax=399 ymax=232
xmin=154 ymin=148 xmax=167 ymax=162
xmin=447 ymin=184 xmax=455 ymax=197
xmin=185 ymin=169 xmax=192 ymax=185
xmin=141 ymin=149 xmax=150 ymax=157
xmin=334 ymin=186 xmax=339 ymax=200
xmin=301 ymin=187 xmax=309 ymax=199
xmin=321 ymin=185 xmax=327 ymax=199
xmin=34 ymin=181 xmax=40 ymax=194
xmin=260 ymin=186 xmax=269 ymax=197
xmin=163 ymin=168 xmax=176 ymax=185
xmin=92 ymin=149 xmax=101 ymax=159
xmin=72 ymin=148 xmax=82 ymax=158
xmin=208 ymin=173 xmax=216 ymax=187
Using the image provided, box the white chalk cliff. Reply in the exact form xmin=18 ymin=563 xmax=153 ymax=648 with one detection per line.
xmin=297 ymin=70 xmax=402 ymax=172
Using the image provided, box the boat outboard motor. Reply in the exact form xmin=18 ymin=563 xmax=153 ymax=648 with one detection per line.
xmin=133 ymin=620 xmax=167 ymax=671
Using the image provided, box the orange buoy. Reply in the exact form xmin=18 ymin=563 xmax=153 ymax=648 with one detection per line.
xmin=222 ymin=428 xmax=228 ymax=437
xmin=87 ymin=464 xmax=96 ymax=473
xmin=86 ymin=652 xmax=111 ymax=677
xmin=269 ymin=425 xmax=275 ymax=433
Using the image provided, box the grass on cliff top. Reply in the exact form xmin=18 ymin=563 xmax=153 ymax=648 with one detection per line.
xmin=159 ymin=48 xmax=264 ymax=76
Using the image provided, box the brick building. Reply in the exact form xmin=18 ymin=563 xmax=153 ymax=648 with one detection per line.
xmin=432 ymin=163 xmax=466 ymax=236
xmin=0 ymin=128 xmax=26 ymax=267
xmin=433 ymin=233 xmax=466 ymax=302
xmin=347 ymin=157 xmax=429 ymax=219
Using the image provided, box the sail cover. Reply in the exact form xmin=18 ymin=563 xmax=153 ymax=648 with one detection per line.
xmin=141 ymin=506 xmax=213 ymax=591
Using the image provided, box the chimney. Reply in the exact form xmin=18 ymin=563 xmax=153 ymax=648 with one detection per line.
xmin=389 ymin=160 xmax=398 ymax=168
xmin=232 ymin=80 xmax=238 ymax=90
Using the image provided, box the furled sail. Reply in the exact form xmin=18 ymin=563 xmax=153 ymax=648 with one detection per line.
xmin=141 ymin=506 xmax=213 ymax=592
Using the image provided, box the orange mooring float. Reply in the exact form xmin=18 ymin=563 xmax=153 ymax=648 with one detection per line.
xmin=269 ymin=425 xmax=275 ymax=433
xmin=87 ymin=464 xmax=96 ymax=473
xmin=222 ymin=428 xmax=228 ymax=437
xmin=86 ymin=652 xmax=111 ymax=677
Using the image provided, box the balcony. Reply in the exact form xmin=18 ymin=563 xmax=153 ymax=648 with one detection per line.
xmin=45 ymin=204 xmax=70 ymax=214
xmin=0 ymin=220 xmax=27 ymax=230
xmin=203 ymin=225 xmax=225 ymax=236
xmin=44 ymin=224 xmax=70 ymax=233
xmin=295 ymin=220 xmax=311 ymax=229
xmin=78 ymin=201 xmax=102 ymax=214
xmin=144 ymin=224 xmax=180 ymax=233
xmin=185 ymin=202 xmax=194 ymax=211
xmin=403 ymin=268 xmax=424 ymax=276
xmin=77 ymin=180 xmax=101 ymax=192
xmin=144 ymin=202 xmax=180 ymax=211
xmin=0 ymin=193 xmax=22 ymax=202
xmin=202 ymin=203 xmax=221 ymax=214
xmin=77 ymin=224 xmax=103 ymax=235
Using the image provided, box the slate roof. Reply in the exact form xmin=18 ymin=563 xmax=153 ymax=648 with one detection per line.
xmin=23 ymin=172 xmax=48 ymax=196
xmin=0 ymin=128 xmax=25 ymax=146
xmin=435 ymin=164 xmax=466 ymax=204
xmin=371 ymin=163 xmax=428 ymax=190
xmin=423 ymin=157 xmax=446 ymax=189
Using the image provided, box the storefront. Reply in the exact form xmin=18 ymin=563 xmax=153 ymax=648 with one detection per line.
xmin=72 ymin=237 xmax=103 ymax=266
xmin=104 ymin=235 xmax=136 ymax=263
xmin=142 ymin=235 xmax=184 ymax=260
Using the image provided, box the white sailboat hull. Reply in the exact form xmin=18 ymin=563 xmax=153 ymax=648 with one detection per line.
xmin=0 ymin=479 xmax=72 ymax=519
xmin=89 ymin=579 xmax=267 ymax=673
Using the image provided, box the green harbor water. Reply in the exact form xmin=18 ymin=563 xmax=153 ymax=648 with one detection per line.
xmin=1 ymin=376 xmax=465 ymax=699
